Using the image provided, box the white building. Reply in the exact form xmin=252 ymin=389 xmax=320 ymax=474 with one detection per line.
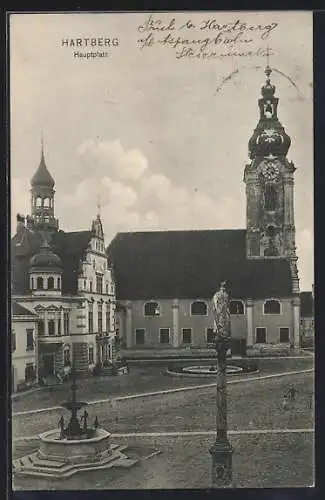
xmin=11 ymin=146 xmax=117 ymax=384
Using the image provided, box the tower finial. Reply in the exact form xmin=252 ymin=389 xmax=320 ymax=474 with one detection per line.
xmin=265 ymin=45 xmax=272 ymax=79
xmin=41 ymin=131 xmax=45 ymax=161
xmin=97 ymin=194 xmax=101 ymax=218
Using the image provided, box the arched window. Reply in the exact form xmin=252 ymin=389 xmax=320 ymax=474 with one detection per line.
xmin=48 ymin=277 xmax=54 ymax=290
xmin=144 ymin=301 xmax=160 ymax=317
xmin=43 ymin=198 xmax=50 ymax=208
xmin=57 ymin=277 xmax=61 ymax=289
xmin=30 ymin=277 xmax=34 ymax=290
xmin=48 ymin=319 xmax=55 ymax=336
xmin=36 ymin=197 xmax=42 ymax=207
xmin=37 ymin=277 xmax=44 ymax=289
xmin=264 ymin=299 xmax=281 ymax=315
xmin=229 ymin=300 xmax=244 ymax=315
xmin=191 ymin=301 xmax=208 ymax=316
xmin=264 ymin=185 xmax=277 ymax=211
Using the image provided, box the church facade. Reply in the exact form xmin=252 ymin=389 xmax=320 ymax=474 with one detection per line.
xmin=11 ymin=148 xmax=117 ymax=389
xmin=108 ymin=66 xmax=303 ymax=352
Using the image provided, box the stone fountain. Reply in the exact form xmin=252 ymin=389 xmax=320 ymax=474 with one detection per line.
xmin=13 ymin=366 xmax=138 ymax=479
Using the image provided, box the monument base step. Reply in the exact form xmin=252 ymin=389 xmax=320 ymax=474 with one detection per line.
xmin=13 ymin=445 xmax=138 ymax=479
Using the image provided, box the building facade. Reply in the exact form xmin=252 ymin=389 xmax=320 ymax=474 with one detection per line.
xmin=108 ymin=65 xmax=307 ymax=352
xmin=11 ymin=147 xmax=117 ymax=385
xmin=12 ymin=302 xmax=38 ymax=392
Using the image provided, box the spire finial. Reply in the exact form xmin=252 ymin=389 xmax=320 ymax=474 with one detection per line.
xmin=265 ymin=45 xmax=272 ymax=79
xmin=41 ymin=131 xmax=44 ymax=158
xmin=97 ymin=194 xmax=101 ymax=218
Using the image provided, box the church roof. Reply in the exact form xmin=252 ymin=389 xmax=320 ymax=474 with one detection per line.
xmin=300 ymin=291 xmax=314 ymax=317
xmin=107 ymin=229 xmax=294 ymax=300
xmin=11 ymin=228 xmax=92 ymax=295
xmin=31 ymin=149 xmax=55 ymax=188
xmin=12 ymin=301 xmax=37 ymax=317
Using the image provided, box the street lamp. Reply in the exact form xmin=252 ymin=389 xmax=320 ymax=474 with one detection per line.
xmin=209 ymin=281 xmax=233 ymax=488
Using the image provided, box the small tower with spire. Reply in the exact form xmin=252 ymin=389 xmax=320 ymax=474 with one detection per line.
xmin=28 ymin=139 xmax=59 ymax=231
xmin=244 ymin=62 xmax=297 ymax=267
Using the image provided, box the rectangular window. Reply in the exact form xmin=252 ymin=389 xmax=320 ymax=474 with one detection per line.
xmin=98 ymin=303 xmax=103 ymax=334
xmin=106 ymin=305 xmax=110 ymax=333
xmin=182 ymin=328 xmax=192 ymax=344
xmin=25 ymin=363 xmax=35 ymax=382
xmin=89 ymin=346 xmax=94 ymax=364
xmin=96 ymin=275 xmax=103 ymax=294
xmin=160 ymin=328 xmax=170 ymax=344
xmin=90 ymin=281 xmax=93 ymax=292
xmin=206 ymin=328 xmax=215 ymax=344
xmin=26 ymin=329 xmax=34 ymax=350
xmin=256 ymin=327 xmax=266 ymax=344
xmin=88 ymin=303 xmax=93 ymax=333
xmin=12 ymin=330 xmax=16 ymax=352
xmin=38 ymin=320 xmax=45 ymax=336
xmin=280 ymin=327 xmax=290 ymax=343
xmin=135 ymin=328 xmax=145 ymax=345
xmin=57 ymin=318 xmax=61 ymax=336
xmin=64 ymin=312 xmax=69 ymax=335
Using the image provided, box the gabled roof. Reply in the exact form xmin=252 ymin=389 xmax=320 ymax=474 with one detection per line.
xmin=107 ymin=229 xmax=293 ymax=300
xmin=11 ymin=228 xmax=92 ymax=295
xmin=12 ymin=301 xmax=37 ymax=317
xmin=300 ymin=291 xmax=314 ymax=317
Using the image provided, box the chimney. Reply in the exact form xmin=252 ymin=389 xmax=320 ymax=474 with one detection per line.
xmin=16 ymin=214 xmax=25 ymax=232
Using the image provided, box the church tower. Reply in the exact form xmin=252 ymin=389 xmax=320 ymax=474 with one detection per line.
xmin=27 ymin=142 xmax=59 ymax=231
xmin=244 ymin=65 xmax=296 ymax=261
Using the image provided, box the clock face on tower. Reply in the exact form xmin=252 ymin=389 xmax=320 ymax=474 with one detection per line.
xmin=260 ymin=160 xmax=280 ymax=181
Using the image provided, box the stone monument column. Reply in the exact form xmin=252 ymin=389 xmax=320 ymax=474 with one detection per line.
xmin=210 ymin=282 xmax=233 ymax=488
xmin=172 ymin=299 xmax=180 ymax=347
xmin=246 ymin=298 xmax=254 ymax=347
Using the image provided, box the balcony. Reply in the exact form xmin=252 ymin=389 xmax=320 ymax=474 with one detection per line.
xmin=38 ymin=334 xmax=66 ymax=344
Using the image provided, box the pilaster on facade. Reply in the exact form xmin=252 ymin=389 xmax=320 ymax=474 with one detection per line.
xmin=125 ymin=301 xmax=132 ymax=348
xmin=172 ymin=298 xmax=180 ymax=347
xmin=292 ymin=295 xmax=301 ymax=348
xmin=246 ymin=298 xmax=254 ymax=347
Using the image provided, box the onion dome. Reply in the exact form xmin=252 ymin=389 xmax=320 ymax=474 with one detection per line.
xmin=29 ymin=239 xmax=62 ymax=271
xmin=248 ymin=66 xmax=291 ymax=159
xmin=31 ymin=146 xmax=55 ymax=188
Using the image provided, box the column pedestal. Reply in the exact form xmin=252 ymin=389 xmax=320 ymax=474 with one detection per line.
xmin=210 ymin=339 xmax=233 ymax=488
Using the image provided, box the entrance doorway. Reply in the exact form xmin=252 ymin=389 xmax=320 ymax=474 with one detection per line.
xmin=43 ymin=353 xmax=55 ymax=375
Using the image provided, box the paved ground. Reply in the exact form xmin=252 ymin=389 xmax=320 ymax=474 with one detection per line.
xmin=12 ymin=357 xmax=313 ymax=414
xmin=12 ymin=359 xmax=314 ymax=489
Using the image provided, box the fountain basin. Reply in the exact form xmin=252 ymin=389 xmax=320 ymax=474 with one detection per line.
xmin=182 ymin=365 xmax=243 ymax=375
xmin=38 ymin=428 xmax=112 ymax=465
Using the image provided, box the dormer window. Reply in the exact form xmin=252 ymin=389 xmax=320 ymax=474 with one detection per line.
xmin=264 ymin=299 xmax=281 ymax=315
xmin=144 ymin=301 xmax=160 ymax=317
xmin=191 ymin=301 xmax=208 ymax=316
xmin=229 ymin=300 xmax=244 ymax=315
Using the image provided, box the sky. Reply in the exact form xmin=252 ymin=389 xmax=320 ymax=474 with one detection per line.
xmin=10 ymin=11 xmax=313 ymax=290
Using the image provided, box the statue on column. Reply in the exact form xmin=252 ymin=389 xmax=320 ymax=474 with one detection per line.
xmin=212 ymin=282 xmax=231 ymax=340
